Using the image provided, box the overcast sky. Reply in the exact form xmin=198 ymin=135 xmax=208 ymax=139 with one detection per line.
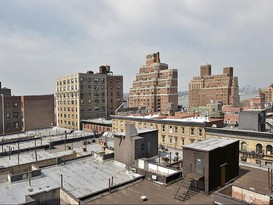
xmin=0 ymin=0 xmax=273 ymax=95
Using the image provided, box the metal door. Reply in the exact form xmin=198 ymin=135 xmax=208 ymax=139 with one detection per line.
xmin=195 ymin=153 xmax=204 ymax=175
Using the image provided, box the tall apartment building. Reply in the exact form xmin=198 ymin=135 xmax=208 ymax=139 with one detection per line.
xmin=129 ymin=52 xmax=178 ymax=114
xmin=0 ymin=94 xmax=54 ymax=134
xmin=189 ymin=65 xmax=240 ymax=109
xmin=56 ymin=65 xmax=123 ymax=130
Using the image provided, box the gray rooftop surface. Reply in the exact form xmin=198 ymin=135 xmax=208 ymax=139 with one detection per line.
xmin=0 ymin=157 xmax=140 ymax=204
xmin=0 ymin=139 xmax=114 ymax=168
xmin=114 ymin=128 xmax=158 ymax=137
xmin=183 ymin=138 xmax=238 ymax=151
xmin=81 ymin=118 xmax=112 ymax=125
xmin=0 ymin=130 xmax=93 ymax=154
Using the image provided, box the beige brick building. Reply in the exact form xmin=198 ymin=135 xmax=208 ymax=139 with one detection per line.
xmin=129 ymin=52 xmax=178 ymax=114
xmin=111 ymin=114 xmax=223 ymax=150
xmin=261 ymin=84 xmax=273 ymax=104
xmin=189 ymin=65 xmax=240 ymax=109
xmin=56 ymin=66 xmax=123 ymax=130
xmin=206 ymin=127 xmax=273 ymax=166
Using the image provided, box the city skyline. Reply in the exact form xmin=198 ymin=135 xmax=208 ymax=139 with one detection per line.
xmin=1 ymin=0 xmax=273 ymax=95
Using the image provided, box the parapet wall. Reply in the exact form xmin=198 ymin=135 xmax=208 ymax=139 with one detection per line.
xmin=23 ymin=187 xmax=80 ymax=205
xmin=8 ymin=165 xmax=41 ymax=182
xmin=0 ymin=152 xmax=79 ymax=182
xmin=214 ymin=184 xmax=272 ymax=205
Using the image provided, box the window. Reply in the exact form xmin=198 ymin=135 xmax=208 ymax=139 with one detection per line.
xmin=162 ymin=135 xmax=165 ymax=143
xmin=181 ymin=127 xmax=185 ymax=135
xmin=174 ymin=137 xmax=178 ymax=144
xmin=169 ymin=136 xmax=172 ymax=144
xmin=256 ymin=144 xmax=263 ymax=154
xmin=12 ymin=102 xmax=18 ymax=108
xmin=6 ymin=113 xmax=10 ymax=119
xmin=181 ymin=138 xmax=185 ymax=145
xmin=190 ymin=128 xmax=194 ymax=136
xmin=190 ymin=139 xmax=195 ymax=143
xmin=13 ymin=112 xmax=18 ymax=118
xmin=5 ymin=103 xmax=10 ymax=109
xmin=174 ymin=126 xmax=178 ymax=133
xmin=13 ymin=122 xmax=19 ymax=128
xmin=266 ymin=145 xmax=272 ymax=155
xmin=198 ymin=128 xmax=202 ymax=137
xmin=169 ymin=126 xmax=173 ymax=134
xmin=241 ymin=142 xmax=247 ymax=151
xmin=162 ymin=125 xmax=165 ymax=132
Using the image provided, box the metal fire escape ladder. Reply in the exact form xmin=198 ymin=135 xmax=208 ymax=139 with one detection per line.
xmin=174 ymin=175 xmax=194 ymax=201
xmin=266 ymin=121 xmax=273 ymax=132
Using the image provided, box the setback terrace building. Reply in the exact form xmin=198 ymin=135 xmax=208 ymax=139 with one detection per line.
xmin=129 ymin=52 xmax=178 ymax=114
xmin=189 ymin=65 xmax=240 ymax=109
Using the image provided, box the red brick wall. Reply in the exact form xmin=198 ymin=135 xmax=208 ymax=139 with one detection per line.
xmin=22 ymin=95 xmax=54 ymax=131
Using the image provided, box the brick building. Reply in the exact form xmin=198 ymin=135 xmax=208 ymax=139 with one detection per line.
xmin=81 ymin=118 xmax=112 ymax=134
xmin=21 ymin=95 xmax=54 ymax=131
xmin=0 ymin=94 xmax=54 ymax=134
xmin=129 ymin=52 xmax=178 ymax=114
xmin=189 ymin=65 xmax=240 ymax=109
xmin=222 ymin=106 xmax=243 ymax=126
xmin=56 ymin=65 xmax=123 ymax=130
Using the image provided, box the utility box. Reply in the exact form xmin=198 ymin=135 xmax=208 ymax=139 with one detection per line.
xmin=239 ymin=109 xmax=266 ymax=132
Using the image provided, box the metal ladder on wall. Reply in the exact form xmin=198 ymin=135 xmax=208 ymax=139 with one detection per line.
xmin=174 ymin=174 xmax=194 ymax=201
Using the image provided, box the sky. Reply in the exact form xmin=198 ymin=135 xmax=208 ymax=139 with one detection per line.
xmin=0 ymin=0 xmax=273 ymax=95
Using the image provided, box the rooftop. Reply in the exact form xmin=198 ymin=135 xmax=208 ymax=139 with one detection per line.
xmin=161 ymin=116 xmax=209 ymax=123
xmin=242 ymin=109 xmax=266 ymax=112
xmin=183 ymin=138 xmax=238 ymax=151
xmin=85 ymin=179 xmax=213 ymax=204
xmin=0 ymin=157 xmax=140 ymax=204
xmin=114 ymin=128 xmax=158 ymax=137
xmin=86 ymin=164 xmax=272 ymax=204
xmin=81 ymin=118 xmax=112 ymax=125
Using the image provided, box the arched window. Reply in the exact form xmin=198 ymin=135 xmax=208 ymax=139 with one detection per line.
xmin=266 ymin=145 xmax=272 ymax=155
xmin=241 ymin=141 xmax=247 ymax=151
xmin=256 ymin=144 xmax=263 ymax=154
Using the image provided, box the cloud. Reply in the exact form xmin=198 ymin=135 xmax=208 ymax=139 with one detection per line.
xmin=0 ymin=0 xmax=273 ymax=95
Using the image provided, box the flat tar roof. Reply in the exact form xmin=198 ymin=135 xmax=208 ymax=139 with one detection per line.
xmin=183 ymin=138 xmax=238 ymax=151
xmin=0 ymin=157 xmax=140 ymax=204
